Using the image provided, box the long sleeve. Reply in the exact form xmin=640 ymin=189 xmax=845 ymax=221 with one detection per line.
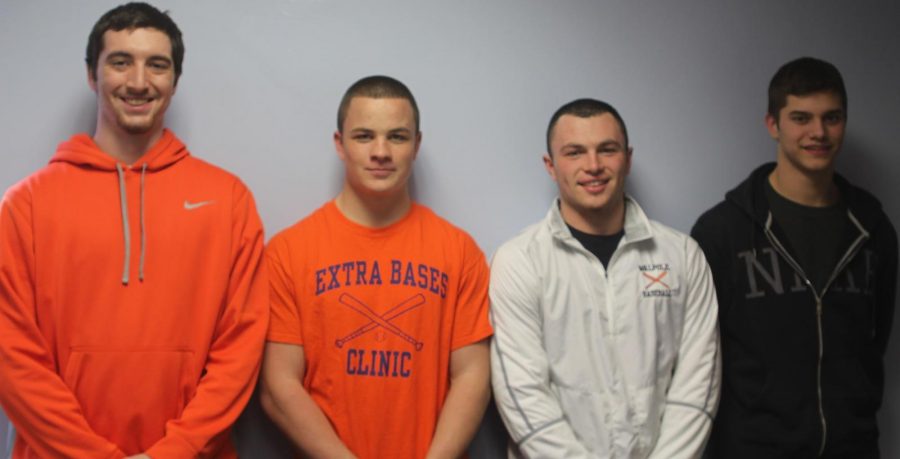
xmin=489 ymin=243 xmax=592 ymax=459
xmin=0 ymin=187 xmax=126 ymax=458
xmin=690 ymin=213 xmax=732 ymax=317
xmin=145 ymin=183 xmax=269 ymax=458
xmin=874 ymin=219 xmax=897 ymax=356
xmin=648 ymin=239 xmax=721 ymax=459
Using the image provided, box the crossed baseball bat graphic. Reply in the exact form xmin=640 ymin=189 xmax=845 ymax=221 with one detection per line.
xmin=335 ymin=293 xmax=425 ymax=351
xmin=643 ymin=271 xmax=671 ymax=290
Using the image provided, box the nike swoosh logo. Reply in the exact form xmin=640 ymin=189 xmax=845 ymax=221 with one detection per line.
xmin=184 ymin=200 xmax=215 ymax=210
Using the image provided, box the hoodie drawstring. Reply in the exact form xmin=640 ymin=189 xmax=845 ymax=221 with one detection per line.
xmin=116 ymin=164 xmax=131 ymax=285
xmin=116 ymin=163 xmax=148 ymax=285
xmin=139 ymin=163 xmax=147 ymax=282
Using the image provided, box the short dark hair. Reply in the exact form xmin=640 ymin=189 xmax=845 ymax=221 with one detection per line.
xmin=767 ymin=57 xmax=846 ymax=120
xmin=337 ymin=76 xmax=420 ymax=133
xmin=546 ymin=98 xmax=629 ymax=155
xmin=86 ymin=2 xmax=184 ymax=83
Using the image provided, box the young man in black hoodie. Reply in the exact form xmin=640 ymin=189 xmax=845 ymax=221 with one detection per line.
xmin=692 ymin=57 xmax=897 ymax=458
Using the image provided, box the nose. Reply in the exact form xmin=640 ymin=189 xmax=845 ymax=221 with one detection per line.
xmin=809 ymin=117 xmax=827 ymax=140
xmin=584 ymin=153 xmax=602 ymax=174
xmin=371 ymin=138 xmax=392 ymax=163
xmin=125 ymin=64 xmax=149 ymax=92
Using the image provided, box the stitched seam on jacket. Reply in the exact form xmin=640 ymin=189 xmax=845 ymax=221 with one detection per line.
xmin=665 ymin=400 xmax=714 ymax=421
xmin=492 ymin=317 xmax=534 ymax=432
xmin=517 ymin=417 xmax=567 ymax=445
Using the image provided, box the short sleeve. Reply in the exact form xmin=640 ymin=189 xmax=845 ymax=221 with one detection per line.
xmin=266 ymin=235 xmax=304 ymax=345
xmin=450 ymin=233 xmax=493 ymax=350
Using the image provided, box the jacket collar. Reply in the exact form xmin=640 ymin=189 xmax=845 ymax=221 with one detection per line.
xmin=547 ymin=195 xmax=654 ymax=245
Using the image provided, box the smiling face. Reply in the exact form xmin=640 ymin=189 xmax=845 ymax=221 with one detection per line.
xmin=89 ymin=27 xmax=176 ymax=142
xmin=334 ymin=96 xmax=421 ymax=200
xmin=545 ymin=113 xmax=632 ymax=234
xmin=767 ymin=91 xmax=846 ymax=178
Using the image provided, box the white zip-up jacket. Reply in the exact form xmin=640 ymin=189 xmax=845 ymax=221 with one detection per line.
xmin=490 ymin=198 xmax=720 ymax=458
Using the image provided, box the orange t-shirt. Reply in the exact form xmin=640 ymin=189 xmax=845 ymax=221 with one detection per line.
xmin=267 ymin=201 xmax=492 ymax=458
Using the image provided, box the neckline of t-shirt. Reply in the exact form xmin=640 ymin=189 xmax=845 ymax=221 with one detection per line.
xmin=325 ymin=200 xmax=420 ymax=238
xmin=566 ymin=224 xmax=625 ymax=242
xmin=765 ymin=179 xmax=845 ymax=217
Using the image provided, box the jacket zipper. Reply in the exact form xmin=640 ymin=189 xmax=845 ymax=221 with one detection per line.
xmin=571 ymin=237 xmax=624 ymax=406
xmin=762 ymin=212 xmax=869 ymax=456
xmin=605 ymin=248 xmax=620 ymax=334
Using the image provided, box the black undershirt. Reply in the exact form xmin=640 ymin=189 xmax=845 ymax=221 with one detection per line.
xmin=765 ymin=180 xmax=848 ymax=292
xmin=567 ymin=225 xmax=625 ymax=270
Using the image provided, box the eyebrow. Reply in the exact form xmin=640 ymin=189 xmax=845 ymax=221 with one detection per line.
xmin=597 ymin=140 xmax=623 ymax=149
xmin=104 ymin=51 xmax=133 ymax=61
xmin=561 ymin=139 xmax=622 ymax=150
xmin=349 ymin=127 xmax=413 ymax=134
xmin=788 ymin=109 xmax=844 ymax=116
xmin=104 ymin=51 xmax=172 ymax=64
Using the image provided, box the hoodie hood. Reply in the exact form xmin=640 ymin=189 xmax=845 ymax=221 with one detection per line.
xmin=725 ymin=162 xmax=887 ymax=231
xmin=48 ymin=129 xmax=190 ymax=285
xmin=50 ymin=128 xmax=189 ymax=171
xmin=724 ymin=163 xmax=775 ymax=226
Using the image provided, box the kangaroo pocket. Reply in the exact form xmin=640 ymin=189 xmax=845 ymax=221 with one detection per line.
xmin=821 ymin=355 xmax=880 ymax=450
xmin=63 ymin=348 xmax=196 ymax=454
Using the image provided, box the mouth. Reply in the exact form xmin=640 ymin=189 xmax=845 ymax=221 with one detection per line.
xmin=578 ymin=177 xmax=610 ymax=193
xmin=802 ymin=144 xmax=832 ymax=156
xmin=366 ymin=167 xmax=396 ymax=178
xmin=119 ymin=96 xmax=155 ymax=110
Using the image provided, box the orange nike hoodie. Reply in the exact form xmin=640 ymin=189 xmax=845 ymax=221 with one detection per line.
xmin=0 ymin=130 xmax=269 ymax=458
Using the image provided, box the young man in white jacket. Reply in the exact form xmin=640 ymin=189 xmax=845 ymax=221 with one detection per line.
xmin=490 ymin=98 xmax=720 ymax=458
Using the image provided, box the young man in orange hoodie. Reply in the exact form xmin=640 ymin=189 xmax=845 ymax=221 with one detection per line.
xmin=260 ymin=76 xmax=493 ymax=458
xmin=0 ymin=3 xmax=269 ymax=458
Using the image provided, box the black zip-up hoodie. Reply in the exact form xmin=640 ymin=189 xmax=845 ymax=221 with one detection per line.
xmin=691 ymin=163 xmax=897 ymax=458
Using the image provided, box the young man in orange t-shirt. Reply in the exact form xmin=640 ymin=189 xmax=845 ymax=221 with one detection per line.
xmin=261 ymin=76 xmax=493 ymax=458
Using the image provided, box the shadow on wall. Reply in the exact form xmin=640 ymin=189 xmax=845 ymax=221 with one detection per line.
xmin=835 ymin=137 xmax=878 ymax=184
xmin=469 ymin=397 xmax=510 ymax=458
xmin=2 ymin=420 xmax=12 ymax=459
xmin=233 ymin=390 xmax=511 ymax=458
xmin=233 ymin=391 xmax=294 ymax=458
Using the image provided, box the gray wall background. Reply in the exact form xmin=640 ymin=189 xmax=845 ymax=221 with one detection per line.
xmin=1 ymin=1 xmax=898 ymax=457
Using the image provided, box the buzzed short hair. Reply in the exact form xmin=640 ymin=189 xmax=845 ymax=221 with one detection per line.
xmin=337 ymin=76 xmax=420 ymax=133
xmin=768 ymin=57 xmax=847 ymax=120
xmin=546 ymin=98 xmax=629 ymax=155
